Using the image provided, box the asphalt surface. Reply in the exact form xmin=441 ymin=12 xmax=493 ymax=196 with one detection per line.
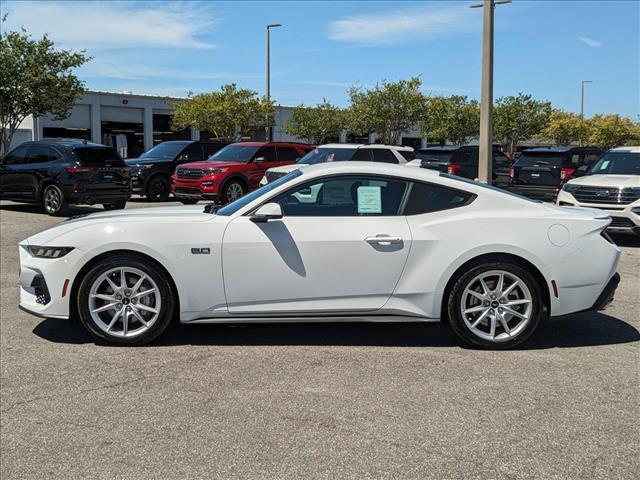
xmin=1 ymin=198 xmax=638 ymax=480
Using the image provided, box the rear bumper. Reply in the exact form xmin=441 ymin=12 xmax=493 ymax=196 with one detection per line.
xmin=508 ymin=184 xmax=560 ymax=202
xmin=62 ymin=186 xmax=130 ymax=205
xmin=551 ymin=273 xmax=620 ymax=320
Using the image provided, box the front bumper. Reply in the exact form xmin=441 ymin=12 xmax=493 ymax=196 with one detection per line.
xmin=172 ymin=177 xmax=220 ymax=201
xmin=556 ymin=190 xmax=640 ymax=233
xmin=507 ymin=184 xmax=560 ymax=202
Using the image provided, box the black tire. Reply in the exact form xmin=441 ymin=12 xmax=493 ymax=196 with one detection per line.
xmin=144 ymin=175 xmax=171 ymax=202
xmin=103 ymin=199 xmax=127 ymax=210
xmin=178 ymin=198 xmax=199 ymax=205
xmin=42 ymin=184 xmax=68 ymax=216
xmin=220 ymin=179 xmax=247 ymax=204
xmin=77 ymin=255 xmax=175 ymax=346
xmin=447 ymin=261 xmax=543 ymax=349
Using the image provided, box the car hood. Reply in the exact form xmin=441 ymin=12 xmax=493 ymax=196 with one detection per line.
xmin=22 ymin=205 xmax=213 ymax=246
xmin=565 ymin=174 xmax=640 ymax=188
xmin=267 ymin=164 xmax=306 ymax=173
xmin=180 ymin=160 xmax=244 ymax=169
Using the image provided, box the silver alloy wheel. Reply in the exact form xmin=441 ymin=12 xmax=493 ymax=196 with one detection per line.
xmin=225 ymin=182 xmax=244 ymax=202
xmin=88 ymin=266 xmax=161 ymax=338
xmin=460 ymin=270 xmax=533 ymax=342
xmin=44 ymin=187 xmax=61 ymax=214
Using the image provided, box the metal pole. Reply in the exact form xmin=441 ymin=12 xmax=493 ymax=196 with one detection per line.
xmin=580 ymin=80 xmax=592 ymax=117
xmin=478 ymin=0 xmax=494 ymax=184
xmin=266 ymin=27 xmax=271 ymax=142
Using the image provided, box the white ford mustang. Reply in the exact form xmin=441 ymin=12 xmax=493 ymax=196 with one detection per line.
xmin=19 ymin=162 xmax=621 ymax=348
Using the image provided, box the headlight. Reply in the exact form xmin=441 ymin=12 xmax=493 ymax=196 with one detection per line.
xmin=562 ymin=183 xmax=580 ymax=193
xmin=24 ymin=246 xmax=74 ymax=258
xmin=208 ymin=168 xmax=227 ymax=174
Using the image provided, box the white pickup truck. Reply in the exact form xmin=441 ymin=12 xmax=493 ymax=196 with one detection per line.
xmin=557 ymin=146 xmax=640 ymax=235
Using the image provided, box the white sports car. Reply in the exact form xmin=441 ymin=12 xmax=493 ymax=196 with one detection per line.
xmin=19 ymin=162 xmax=621 ymax=348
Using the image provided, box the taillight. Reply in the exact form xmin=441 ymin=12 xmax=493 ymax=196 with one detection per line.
xmin=509 ymin=166 xmax=515 ymax=178
xmin=448 ymin=164 xmax=461 ymax=175
xmin=65 ymin=165 xmax=95 ymax=174
xmin=560 ymin=167 xmax=576 ymax=181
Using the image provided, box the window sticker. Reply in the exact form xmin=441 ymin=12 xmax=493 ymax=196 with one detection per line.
xmin=357 ymin=186 xmax=382 ymax=214
xmin=599 ymin=160 xmax=610 ymax=170
xmin=571 ymin=154 xmax=580 ymax=165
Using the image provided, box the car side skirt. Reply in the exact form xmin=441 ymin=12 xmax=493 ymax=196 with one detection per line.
xmin=183 ymin=314 xmax=440 ymax=324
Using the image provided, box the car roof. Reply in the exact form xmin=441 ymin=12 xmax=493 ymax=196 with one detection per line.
xmin=522 ymin=146 xmax=599 ymax=153
xmin=610 ymin=146 xmax=640 ymax=153
xmin=228 ymin=141 xmax=312 ymax=147
xmin=318 ymin=143 xmax=413 ymax=151
xmin=301 ymin=160 xmax=440 ymax=179
xmin=24 ymin=138 xmax=106 ymax=148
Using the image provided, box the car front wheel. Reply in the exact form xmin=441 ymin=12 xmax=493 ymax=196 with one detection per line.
xmin=447 ymin=261 xmax=543 ymax=349
xmin=145 ymin=175 xmax=170 ymax=202
xmin=77 ymin=255 xmax=175 ymax=345
xmin=221 ymin=180 xmax=247 ymax=204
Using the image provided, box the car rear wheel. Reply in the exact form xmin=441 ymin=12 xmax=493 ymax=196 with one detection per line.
xmin=103 ymin=199 xmax=127 ymax=210
xmin=77 ymin=255 xmax=175 ymax=346
xmin=42 ymin=184 xmax=68 ymax=216
xmin=145 ymin=175 xmax=170 ymax=202
xmin=221 ymin=180 xmax=247 ymax=204
xmin=447 ymin=262 xmax=543 ymax=349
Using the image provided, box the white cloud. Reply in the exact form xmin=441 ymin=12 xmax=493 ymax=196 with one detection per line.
xmin=327 ymin=4 xmax=476 ymax=46
xmin=3 ymin=1 xmax=217 ymax=50
xmin=578 ymin=36 xmax=602 ymax=48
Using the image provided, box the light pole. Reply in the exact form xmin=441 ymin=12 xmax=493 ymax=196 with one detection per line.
xmin=471 ymin=0 xmax=510 ymax=184
xmin=266 ymin=23 xmax=282 ymax=142
xmin=580 ymin=80 xmax=592 ymax=117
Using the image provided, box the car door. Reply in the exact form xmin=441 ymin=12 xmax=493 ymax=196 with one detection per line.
xmin=221 ymin=174 xmax=412 ymax=314
xmin=0 ymin=145 xmax=30 ymax=197
xmin=248 ymin=146 xmax=279 ymax=188
xmin=25 ymin=145 xmax=57 ymax=199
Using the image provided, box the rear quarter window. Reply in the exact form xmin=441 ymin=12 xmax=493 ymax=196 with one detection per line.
xmin=403 ymin=182 xmax=473 ymax=215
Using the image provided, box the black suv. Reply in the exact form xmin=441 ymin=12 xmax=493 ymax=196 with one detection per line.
xmin=126 ymin=140 xmax=227 ymax=201
xmin=0 ymin=139 xmax=131 ymax=216
xmin=507 ymin=146 xmax=603 ymax=201
xmin=416 ymin=146 xmax=512 ymax=187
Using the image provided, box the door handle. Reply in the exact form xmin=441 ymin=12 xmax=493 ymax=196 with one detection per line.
xmin=365 ymin=235 xmax=403 ymax=246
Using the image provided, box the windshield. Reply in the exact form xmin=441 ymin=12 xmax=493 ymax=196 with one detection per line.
xmin=298 ymin=147 xmax=355 ymax=165
xmin=139 ymin=142 xmax=189 ymax=159
xmin=214 ymin=169 xmax=304 ymax=216
xmin=210 ymin=145 xmax=260 ymax=163
xmin=515 ymin=153 xmax=568 ymax=167
xmin=589 ymin=152 xmax=640 ymax=175
xmin=417 ymin=151 xmax=454 ymax=163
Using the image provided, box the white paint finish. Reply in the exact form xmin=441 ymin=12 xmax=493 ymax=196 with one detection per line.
xmin=547 ymin=224 xmax=570 ymax=247
xmin=18 ymin=162 xmax=621 ymax=324
xmin=222 ymin=216 xmax=411 ymax=313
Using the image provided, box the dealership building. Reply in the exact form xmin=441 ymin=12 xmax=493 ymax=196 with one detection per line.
xmin=12 ymin=90 xmax=427 ymax=157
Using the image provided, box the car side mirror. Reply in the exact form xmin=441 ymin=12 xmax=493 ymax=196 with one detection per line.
xmin=254 ymin=156 xmax=266 ymax=163
xmin=575 ymin=165 xmax=589 ymax=177
xmin=250 ymin=202 xmax=283 ymax=223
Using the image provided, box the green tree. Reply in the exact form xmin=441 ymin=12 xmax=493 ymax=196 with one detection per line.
xmin=0 ymin=21 xmax=89 ymax=155
xmin=283 ymin=99 xmax=347 ymax=144
xmin=493 ymin=93 xmax=552 ymax=153
xmin=347 ymin=77 xmax=428 ymax=145
xmin=420 ymin=95 xmax=480 ymax=145
xmin=537 ymin=110 xmax=590 ymax=145
xmin=586 ymin=114 xmax=640 ymax=150
xmin=172 ymin=84 xmax=275 ymax=142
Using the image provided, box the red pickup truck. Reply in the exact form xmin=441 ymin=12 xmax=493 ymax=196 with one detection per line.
xmin=171 ymin=141 xmax=314 ymax=204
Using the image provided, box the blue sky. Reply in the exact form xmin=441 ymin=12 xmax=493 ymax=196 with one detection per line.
xmin=2 ymin=1 xmax=638 ymax=117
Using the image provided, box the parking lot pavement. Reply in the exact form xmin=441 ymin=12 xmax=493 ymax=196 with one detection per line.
xmin=0 ymin=198 xmax=638 ymax=480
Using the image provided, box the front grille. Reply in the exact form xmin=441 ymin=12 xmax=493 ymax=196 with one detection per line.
xmin=266 ymin=170 xmax=288 ymax=183
xmin=175 ymin=187 xmax=202 ymax=195
xmin=609 ymin=217 xmax=635 ymax=228
xmin=573 ymin=186 xmax=639 ymax=205
xmin=176 ymin=168 xmax=206 ymax=179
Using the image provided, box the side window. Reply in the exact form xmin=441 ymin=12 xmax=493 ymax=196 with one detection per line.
xmin=2 ymin=145 xmax=29 ymax=165
xmin=351 ymin=149 xmax=372 ymax=161
xmin=399 ymin=150 xmax=416 ymax=161
xmin=403 ymin=182 xmax=473 ymax=215
xmin=181 ymin=144 xmax=204 ymax=161
xmin=584 ymin=152 xmax=601 ymax=166
xmin=271 ymin=175 xmax=410 ymax=217
xmin=371 ymin=149 xmax=398 ymax=164
xmin=26 ymin=145 xmax=53 ymax=163
xmin=204 ymin=144 xmax=223 ymax=158
xmin=257 ymin=146 xmax=278 ymax=162
xmin=570 ymin=153 xmax=581 ymax=166
xmin=276 ymin=147 xmax=300 ymax=161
